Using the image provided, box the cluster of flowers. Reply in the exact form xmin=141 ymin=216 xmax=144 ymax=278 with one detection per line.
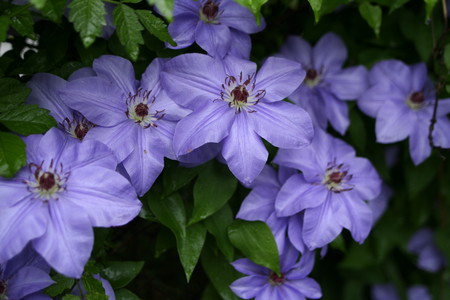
xmin=1 ymin=0 xmax=450 ymax=298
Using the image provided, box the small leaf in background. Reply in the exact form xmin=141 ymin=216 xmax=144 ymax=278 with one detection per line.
xmin=113 ymin=4 xmax=144 ymax=61
xmin=0 ymin=15 xmax=8 ymax=43
xmin=45 ymin=274 xmax=76 ymax=297
xmin=148 ymin=193 xmax=186 ymax=238
xmin=190 ymin=161 xmax=237 ymax=224
xmin=0 ymin=104 xmax=56 ymax=135
xmin=424 ymin=0 xmax=438 ymax=20
xmin=307 ymin=0 xmax=322 ymax=22
xmin=41 ymin=0 xmax=67 ymax=23
xmin=162 ymin=163 xmax=200 ymax=197
xmin=228 ymin=220 xmax=280 ymax=274
xmin=177 ymin=223 xmax=207 ymax=282
xmin=347 ymin=107 xmax=367 ymax=152
xmin=204 ymin=205 xmax=235 ymax=261
xmin=339 ymin=242 xmax=375 ymax=270
xmin=0 ymin=78 xmax=30 ymax=111
xmin=101 ymin=261 xmax=145 ymax=289
xmin=115 ymin=288 xmax=141 ymax=300
xmin=388 ymin=0 xmax=411 ymax=13
xmin=444 ymin=43 xmax=450 ymax=70
xmin=29 ymin=0 xmax=47 ymax=9
xmin=233 ymin=0 xmax=267 ymax=25
xmin=81 ymin=274 xmax=107 ymax=300
xmin=359 ymin=2 xmax=382 ymax=37
xmin=9 ymin=9 xmax=35 ymax=39
xmin=154 ymin=226 xmax=176 ymax=258
xmin=147 ymin=0 xmax=174 ymax=21
xmin=136 ymin=10 xmax=176 ymax=46
xmin=201 ymin=242 xmax=239 ymax=300
xmin=62 ymin=295 xmax=81 ymax=300
xmin=69 ymin=0 xmax=106 ymax=48
xmin=0 ymin=132 xmax=26 ymax=178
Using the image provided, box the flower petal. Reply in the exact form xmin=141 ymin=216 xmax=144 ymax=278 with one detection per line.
xmin=284 ymin=278 xmax=322 ymax=299
xmin=161 ymin=53 xmax=225 ymax=110
xmin=0 ymin=178 xmax=30 ymax=208
xmin=231 ymin=258 xmax=268 ymax=276
xmin=255 ymin=57 xmax=305 ymax=102
xmin=60 ymin=77 xmax=126 ymax=127
xmin=375 ymin=100 xmax=412 ymax=143
xmin=68 ymin=67 xmax=96 ymax=81
xmin=278 ymin=35 xmax=312 ymax=67
xmin=230 ymin=275 xmax=268 ymax=299
xmin=251 ymin=101 xmax=313 ymax=149
xmin=173 ymin=101 xmax=234 ymax=155
xmin=167 ymin=13 xmax=198 ymax=49
xmin=276 ymin=174 xmax=326 ymax=217
xmin=410 ymin=63 xmax=427 ymax=92
xmin=349 ymin=157 xmax=382 ymax=200
xmin=313 ymin=33 xmax=347 ymax=73
xmin=93 ymin=55 xmax=138 ymax=95
xmin=140 ymin=58 xmax=165 ymax=94
xmin=26 ymin=73 xmax=72 ymax=124
xmin=228 ymin=29 xmax=251 ymax=59
xmin=316 ymin=88 xmax=349 ymax=135
xmin=65 ymin=166 xmax=140 ymax=227
xmin=59 ymin=139 xmax=117 ymax=170
xmin=357 ymin=82 xmax=404 ymax=118
xmin=222 ymin=113 xmax=268 ymax=184
xmin=223 ymin=53 xmax=257 ymax=76
xmin=369 ymin=60 xmax=411 ymax=94
xmin=195 ymin=21 xmax=231 ymax=58
xmin=0 ymin=198 xmax=48 ymax=263
xmin=288 ymin=214 xmax=307 ymax=254
xmin=122 ymin=129 xmax=165 ymax=196
xmin=220 ymin=0 xmax=264 ymax=33
xmin=237 ymin=187 xmax=278 ymax=221
xmin=32 ymin=201 xmax=93 ymax=278
xmin=326 ymin=66 xmax=369 ymax=100
xmin=7 ymin=266 xmax=54 ymax=299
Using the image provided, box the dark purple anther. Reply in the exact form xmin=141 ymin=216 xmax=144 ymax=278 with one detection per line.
xmin=39 ymin=172 xmax=56 ymax=191
xmin=410 ymin=91 xmax=424 ymax=104
xmin=231 ymin=86 xmax=249 ymax=102
xmin=135 ymin=103 xmax=149 ymax=117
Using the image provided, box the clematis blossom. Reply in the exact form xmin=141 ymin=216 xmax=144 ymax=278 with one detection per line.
xmin=230 ymin=246 xmax=321 ymax=300
xmin=407 ymin=228 xmax=447 ymax=273
xmin=0 ymin=128 xmax=141 ymax=278
xmin=358 ymin=60 xmax=450 ymax=165
xmin=372 ymin=284 xmax=431 ymax=300
xmin=167 ymin=0 xmax=265 ymax=58
xmin=273 ymin=129 xmax=382 ymax=250
xmin=161 ymin=53 xmax=314 ymax=184
xmin=0 ymin=246 xmax=54 ymax=300
xmin=278 ymin=33 xmax=369 ymax=135
xmin=60 ymin=55 xmax=190 ymax=196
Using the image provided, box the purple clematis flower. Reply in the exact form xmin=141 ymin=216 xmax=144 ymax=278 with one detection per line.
xmin=167 ymin=0 xmax=265 ymax=58
xmin=408 ymin=227 xmax=447 ymax=273
xmin=372 ymin=284 xmax=431 ymax=300
xmin=26 ymin=72 xmax=95 ymax=141
xmin=0 ymin=246 xmax=54 ymax=300
xmin=230 ymin=245 xmax=321 ymax=300
xmin=0 ymin=128 xmax=141 ymax=278
xmin=277 ymin=33 xmax=369 ymax=135
xmin=161 ymin=53 xmax=314 ymax=184
xmin=60 ymin=55 xmax=190 ymax=196
xmin=358 ymin=60 xmax=450 ymax=165
xmin=273 ymin=129 xmax=382 ymax=250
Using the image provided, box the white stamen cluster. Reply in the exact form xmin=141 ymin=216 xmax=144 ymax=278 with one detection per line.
xmin=221 ymin=72 xmax=266 ymax=113
xmin=125 ymin=88 xmax=165 ymax=128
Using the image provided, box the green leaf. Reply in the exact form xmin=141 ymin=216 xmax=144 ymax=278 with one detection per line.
xmin=232 ymin=0 xmax=267 ymax=25
xmin=115 ymin=289 xmax=140 ymax=300
xmin=0 ymin=104 xmax=56 ymax=135
xmin=201 ymin=243 xmax=239 ymax=300
xmin=86 ymin=293 xmax=108 ymax=300
xmin=121 ymin=0 xmax=142 ymax=2
xmin=41 ymin=0 xmax=67 ymax=23
xmin=148 ymin=193 xmax=186 ymax=238
xmin=154 ymin=226 xmax=176 ymax=258
xmin=69 ymin=0 xmax=106 ymax=48
xmin=113 ymin=4 xmax=144 ymax=61
xmin=0 ymin=78 xmax=30 ymax=112
xmin=147 ymin=0 xmax=174 ymax=21
xmin=82 ymin=274 xmax=106 ymax=296
xmin=444 ymin=43 xmax=450 ymax=70
xmin=190 ymin=161 xmax=237 ymax=224
xmin=424 ymin=0 xmax=438 ymax=20
xmin=136 ymin=10 xmax=176 ymax=46
xmin=329 ymin=235 xmax=346 ymax=253
xmin=0 ymin=132 xmax=26 ymax=178
xmin=339 ymin=243 xmax=375 ymax=269
xmin=359 ymin=2 xmax=382 ymax=37
xmin=228 ymin=220 xmax=280 ymax=274
xmin=204 ymin=205 xmax=235 ymax=261
xmin=29 ymin=0 xmax=47 ymax=9
xmin=0 ymin=15 xmax=8 ymax=43
xmin=177 ymin=222 xmax=207 ymax=282
xmin=45 ymin=274 xmax=76 ymax=297
xmin=9 ymin=9 xmax=35 ymax=39
xmin=62 ymin=295 xmax=81 ymax=300
xmin=162 ymin=163 xmax=200 ymax=197
xmin=405 ymin=156 xmax=438 ymax=198
xmin=388 ymin=0 xmax=411 ymax=13
xmin=307 ymin=0 xmax=322 ymax=22
xmin=101 ymin=261 xmax=145 ymax=289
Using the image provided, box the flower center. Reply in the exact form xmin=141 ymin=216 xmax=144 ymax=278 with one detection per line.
xmin=201 ymin=0 xmax=219 ymax=21
xmin=322 ymin=160 xmax=354 ymax=193
xmin=406 ymin=91 xmax=426 ymax=110
xmin=221 ymin=72 xmax=266 ymax=113
xmin=305 ymin=68 xmax=321 ymax=88
xmin=269 ymin=272 xmax=285 ymax=285
xmin=24 ymin=160 xmax=69 ymax=202
xmin=61 ymin=113 xmax=95 ymax=141
xmin=126 ymin=88 xmax=165 ymax=128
